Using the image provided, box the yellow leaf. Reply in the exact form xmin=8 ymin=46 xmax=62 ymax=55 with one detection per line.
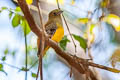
xmin=110 ymin=48 xmax=120 ymax=68
xmin=104 ymin=14 xmax=120 ymax=32
xmin=58 ymin=0 xmax=64 ymax=4
xmin=26 ymin=0 xmax=33 ymax=5
xmin=83 ymin=33 xmax=87 ymax=39
xmin=71 ymin=0 xmax=75 ymax=5
xmin=89 ymin=34 xmax=95 ymax=44
xmin=77 ymin=18 xmax=89 ymax=24
xmin=90 ymin=24 xmax=96 ymax=34
xmin=100 ymin=0 xmax=110 ymax=8
xmin=84 ymin=32 xmax=95 ymax=44
xmin=47 ymin=0 xmax=64 ymax=4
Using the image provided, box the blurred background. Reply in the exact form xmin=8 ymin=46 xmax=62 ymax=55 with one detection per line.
xmin=0 ymin=0 xmax=120 ymax=80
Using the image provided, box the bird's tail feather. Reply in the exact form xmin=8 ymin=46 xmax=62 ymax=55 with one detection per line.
xmin=37 ymin=38 xmax=50 ymax=57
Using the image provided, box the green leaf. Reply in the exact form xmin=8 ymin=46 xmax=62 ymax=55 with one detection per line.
xmin=4 ymin=48 xmax=9 ymax=55
xmin=0 ymin=10 xmax=2 ymax=13
xmin=12 ymin=14 xmax=21 ymax=28
xmin=0 ymin=64 xmax=7 ymax=75
xmin=59 ymin=36 xmax=70 ymax=50
xmin=0 ymin=64 xmax=3 ymax=69
xmin=1 ymin=7 xmax=8 ymax=10
xmin=15 ymin=7 xmax=21 ymax=12
xmin=21 ymin=18 xmax=31 ymax=35
xmin=31 ymin=72 xmax=37 ymax=78
xmin=20 ymin=67 xmax=29 ymax=71
xmin=72 ymin=34 xmax=87 ymax=51
xmin=9 ymin=11 xmax=13 ymax=19
xmin=11 ymin=51 xmax=16 ymax=57
xmin=2 ymin=56 xmax=6 ymax=61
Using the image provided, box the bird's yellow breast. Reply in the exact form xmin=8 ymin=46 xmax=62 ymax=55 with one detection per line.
xmin=51 ymin=23 xmax=64 ymax=42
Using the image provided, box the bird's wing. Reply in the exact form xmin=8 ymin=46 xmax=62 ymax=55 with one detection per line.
xmin=45 ymin=21 xmax=58 ymax=36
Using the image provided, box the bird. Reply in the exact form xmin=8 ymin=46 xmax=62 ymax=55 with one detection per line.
xmin=37 ymin=9 xmax=64 ymax=56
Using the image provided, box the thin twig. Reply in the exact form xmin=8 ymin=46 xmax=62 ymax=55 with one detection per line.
xmin=2 ymin=62 xmax=21 ymax=70
xmin=24 ymin=19 xmax=28 ymax=80
xmin=56 ymin=0 xmax=77 ymax=53
xmin=36 ymin=0 xmax=45 ymax=80
xmin=0 ymin=60 xmax=37 ymax=73
xmin=86 ymin=12 xmax=101 ymax=80
xmin=29 ymin=60 xmax=38 ymax=70
xmin=36 ymin=62 xmax=40 ymax=80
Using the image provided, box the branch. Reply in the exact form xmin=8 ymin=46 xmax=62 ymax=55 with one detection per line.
xmin=36 ymin=0 xmax=45 ymax=80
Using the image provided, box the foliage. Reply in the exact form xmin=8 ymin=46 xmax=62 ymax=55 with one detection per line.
xmin=12 ymin=14 xmax=21 ymax=27
xmin=72 ymin=34 xmax=87 ymax=51
xmin=100 ymin=0 xmax=110 ymax=8
xmin=0 ymin=6 xmax=31 ymax=36
xmin=59 ymin=35 xmax=70 ymax=50
xmin=103 ymin=14 xmax=120 ymax=32
xmin=77 ymin=18 xmax=89 ymax=24
xmin=0 ymin=64 xmax=7 ymax=75
xmin=31 ymin=72 xmax=37 ymax=78
xmin=110 ymin=48 xmax=120 ymax=68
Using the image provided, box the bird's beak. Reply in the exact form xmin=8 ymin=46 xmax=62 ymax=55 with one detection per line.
xmin=56 ymin=10 xmax=63 ymax=15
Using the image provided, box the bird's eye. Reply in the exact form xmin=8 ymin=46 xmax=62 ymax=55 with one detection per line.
xmin=53 ymin=12 xmax=57 ymax=16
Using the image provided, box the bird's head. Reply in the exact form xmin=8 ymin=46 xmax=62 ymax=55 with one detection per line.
xmin=48 ymin=9 xmax=63 ymax=19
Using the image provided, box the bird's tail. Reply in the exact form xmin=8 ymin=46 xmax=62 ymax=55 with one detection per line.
xmin=37 ymin=38 xmax=50 ymax=57
xmin=43 ymin=46 xmax=50 ymax=56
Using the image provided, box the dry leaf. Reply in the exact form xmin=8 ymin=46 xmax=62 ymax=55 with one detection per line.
xmin=110 ymin=48 xmax=120 ymax=68
xmin=104 ymin=14 xmax=120 ymax=32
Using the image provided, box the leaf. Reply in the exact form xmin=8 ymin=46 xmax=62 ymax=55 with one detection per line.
xmin=20 ymin=67 xmax=29 ymax=71
xmin=71 ymin=0 xmax=75 ymax=5
xmin=59 ymin=36 xmax=70 ymax=50
xmin=31 ymin=72 xmax=37 ymax=78
xmin=26 ymin=0 xmax=33 ymax=5
xmin=110 ymin=48 xmax=120 ymax=68
xmin=9 ymin=11 xmax=13 ymax=19
xmin=0 ymin=64 xmax=7 ymax=75
xmin=1 ymin=7 xmax=8 ymax=10
xmin=21 ymin=18 xmax=31 ymax=35
xmin=72 ymin=34 xmax=87 ymax=51
xmin=104 ymin=14 xmax=120 ymax=32
xmin=0 ymin=64 xmax=3 ymax=69
xmin=4 ymin=48 xmax=9 ymax=55
xmin=11 ymin=51 xmax=16 ymax=57
xmin=100 ymin=0 xmax=110 ymax=8
xmin=77 ymin=18 xmax=89 ymax=24
xmin=2 ymin=56 xmax=6 ymax=61
xmin=90 ymin=24 xmax=96 ymax=34
xmin=15 ymin=7 xmax=21 ymax=12
xmin=47 ymin=0 xmax=64 ymax=4
xmin=12 ymin=14 xmax=21 ymax=28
